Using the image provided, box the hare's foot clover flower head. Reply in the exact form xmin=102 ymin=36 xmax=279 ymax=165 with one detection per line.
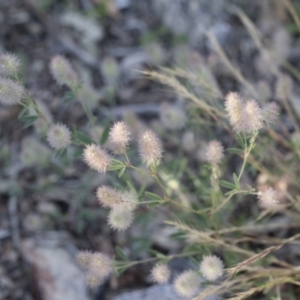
xmin=50 ymin=55 xmax=79 ymax=88
xmin=96 ymin=185 xmax=123 ymax=209
xmin=199 ymin=255 xmax=224 ymax=282
xmin=224 ymin=92 xmax=244 ymax=131
xmin=108 ymin=207 xmax=133 ymax=231
xmin=242 ymin=99 xmax=263 ymax=134
xmin=83 ymin=144 xmax=111 ymax=173
xmin=118 ymin=190 xmax=139 ymax=211
xmin=0 ymin=78 xmax=24 ymax=105
xmin=0 ymin=53 xmax=21 ymax=76
xmin=109 ymin=121 xmax=131 ymax=154
xmin=258 ymin=187 xmax=279 ymax=209
xmin=173 ymin=270 xmax=200 ymax=298
xmin=46 ymin=123 xmax=71 ymax=150
xmin=138 ymin=129 xmax=163 ymax=168
xmin=262 ymin=102 xmax=280 ymax=127
xmin=76 ymin=250 xmax=93 ymax=269
xmin=151 ymin=264 xmax=171 ymax=284
xmin=76 ymin=251 xmax=113 ymax=289
xmin=205 ymin=140 xmax=224 ymax=165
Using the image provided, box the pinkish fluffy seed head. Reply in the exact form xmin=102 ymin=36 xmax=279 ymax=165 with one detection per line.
xmin=151 ymin=264 xmax=171 ymax=284
xmin=173 ymin=270 xmax=200 ymax=298
xmin=199 ymin=255 xmax=224 ymax=282
xmin=224 ymin=92 xmax=243 ymax=131
xmin=242 ymin=99 xmax=263 ymax=133
xmin=108 ymin=208 xmax=133 ymax=231
xmin=109 ymin=121 xmax=131 ymax=154
xmin=206 ymin=140 xmax=224 ymax=165
xmin=0 ymin=53 xmax=21 ymax=76
xmin=138 ymin=129 xmax=163 ymax=168
xmin=258 ymin=187 xmax=279 ymax=209
xmin=88 ymin=253 xmax=113 ymax=277
xmin=49 ymin=55 xmax=79 ymax=88
xmin=0 ymin=78 xmax=24 ymax=105
xmin=262 ymin=102 xmax=279 ymax=127
xmin=85 ymin=271 xmax=105 ymax=288
xmin=83 ymin=144 xmax=111 ymax=173
xmin=76 ymin=250 xmax=93 ymax=269
xmin=96 ymin=186 xmax=123 ymax=208
xmin=46 ymin=123 xmax=71 ymax=150
xmin=118 ymin=190 xmax=139 ymax=211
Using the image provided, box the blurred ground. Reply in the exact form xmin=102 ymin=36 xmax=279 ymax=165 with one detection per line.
xmin=0 ymin=0 xmax=300 ymax=299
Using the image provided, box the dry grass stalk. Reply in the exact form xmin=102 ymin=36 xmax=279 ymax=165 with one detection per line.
xmin=142 ymin=70 xmax=221 ymax=119
xmin=283 ymin=0 xmax=300 ymax=33
xmin=206 ymin=31 xmax=258 ymax=98
xmin=226 ymin=245 xmax=282 ymax=278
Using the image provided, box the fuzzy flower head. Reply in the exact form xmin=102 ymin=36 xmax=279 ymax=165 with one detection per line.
xmin=46 ymin=123 xmax=71 ymax=150
xmin=242 ymin=99 xmax=263 ymax=133
xmin=96 ymin=186 xmax=123 ymax=208
xmin=83 ymin=144 xmax=111 ymax=173
xmin=108 ymin=207 xmax=133 ymax=231
xmin=85 ymin=271 xmax=105 ymax=288
xmin=138 ymin=129 xmax=163 ymax=168
xmin=262 ymin=102 xmax=279 ymax=127
xmin=118 ymin=190 xmax=139 ymax=211
xmin=0 ymin=53 xmax=21 ymax=76
xmin=76 ymin=250 xmax=93 ymax=269
xmin=109 ymin=121 xmax=131 ymax=154
xmin=258 ymin=187 xmax=279 ymax=209
xmin=224 ymin=93 xmax=264 ymax=134
xmin=224 ymin=92 xmax=243 ymax=130
xmin=85 ymin=252 xmax=113 ymax=288
xmin=88 ymin=252 xmax=113 ymax=277
xmin=173 ymin=270 xmax=200 ymax=298
xmin=0 ymin=78 xmax=24 ymax=105
xmin=160 ymin=103 xmax=186 ymax=130
xmin=151 ymin=264 xmax=171 ymax=284
xmin=199 ymin=255 xmax=224 ymax=282
xmin=205 ymin=140 xmax=224 ymax=165
xmin=50 ymin=55 xmax=79 ymax=88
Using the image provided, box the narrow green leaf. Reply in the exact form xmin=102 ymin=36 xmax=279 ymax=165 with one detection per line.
xmin=115 ymin=246 xmax=129 ymax=261
xmin=236 ymin=134 xmax=245 ymax=148
xmin=233 ymin=173 xmax=240 ymax=189
xmin=144 ymin=191 xmax=163 ymax=200
xmin=118 ymin=167 xmax=126 ymax=177
xmin=18 ymin=106 xmax=29 ymax=119
xmin=100 ymin=124 xmax=110 ymax=145
xmin=108 ymin=159 xmax=125 ymax=171
xmin=75 ymin=131 xmax=94 ymax=145
xmin=219 ymin=180 xmax=236 ymax=190
xmin=147 ymin=200 xmax=163 ymax=207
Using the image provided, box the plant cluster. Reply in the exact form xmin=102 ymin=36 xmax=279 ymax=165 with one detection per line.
xmin=2 ymin=5 xmax=300 ymax=297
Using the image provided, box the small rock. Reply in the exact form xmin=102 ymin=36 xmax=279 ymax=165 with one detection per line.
xmin=22 ymin=239 xmax=89 ymax=300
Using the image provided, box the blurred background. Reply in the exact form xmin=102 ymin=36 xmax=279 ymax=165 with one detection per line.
xmin=0 ymin=0 xmax=300 ymax=299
